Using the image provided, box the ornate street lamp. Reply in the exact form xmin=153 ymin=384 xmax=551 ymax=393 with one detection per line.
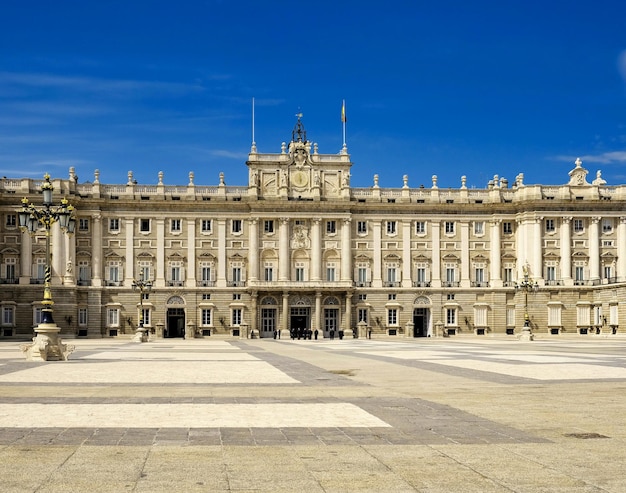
xmin=131 ymin=278 xmax=152 ymax=342
xmin=515 ymin=263 xmax=539 ymax=341
xmin=18 ymin=174 xmax=76 ymax=361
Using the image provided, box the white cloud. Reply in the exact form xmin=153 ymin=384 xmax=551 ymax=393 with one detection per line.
xmin=556 ymin=151 xmax=626 ymax=165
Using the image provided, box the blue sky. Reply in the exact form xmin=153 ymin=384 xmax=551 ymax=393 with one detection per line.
xmin=1 ymin=0 xmax=626 ymax=188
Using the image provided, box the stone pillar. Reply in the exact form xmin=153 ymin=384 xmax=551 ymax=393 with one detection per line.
xmin=64 ymin=230 xmax=75 ymax=285
xmin=248 ymin=219 xmax=258 ymax=281
xmin=402 ymin=220 xmax=412 ymax=287
xmin=561 ymin=217 xmax=572 ymax=286
xmin=315 ymin=291 xmax=322 ymax=336
xmin=372 ymin=220 xmax=382 ymax=288
xmin=250 ymin=292 xmax=258 ymax=334
xmin=217 ymin=219 xmax=227 ymax=287
xmin=532 ymin=218 xmax=542 ymax=283
xmin=341 ymin=218 xmax=351 ymax=281
xmin=344 ymin=293 xmax=353 ymax=337
xmin=618 ymin=217 xmax=626 ymax=282
xmin=281 ymin=291 xmax=290 ymax=338
xmin=91 ymin=214 xmax=102 ymax=286
xmin=279 ymin=217 xmax=289 ymax=281
xmin=187 ymin=219 xmax=196 ymax=287
xmin=311 ymin=217 xmax=321 ymax=281
xmin=19 ymin=229 xmax=32 ymax=284
xmin=125 ymin=218 xmax=134 ymax=285
xmin=156 ymin=218 xmax=165 ymax=288
xmin=589 ymin=217 xmax=600 ymax=281
xmin=490 ymin=219 xmax=502 ymax=287
xmin=51 ymin=222 xmax=63 ymax=285
xmin=460 ymin=221 xmax=470 ymax=287
xmin=431 ymin=221 xmax=441 ymax=288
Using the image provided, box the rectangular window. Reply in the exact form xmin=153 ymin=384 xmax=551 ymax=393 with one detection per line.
xmin=79 ymin=218 xmax=89 ymax=231
xmin=445 ymin=221 xmax=455 ymax=234
xmin=233 ymin=293 xmax=241 ymax=300
xmin=415 ymin=221 xmax=426 ymax=234
xmin=264 ymin=265 xmax=273 ymax=281
xmin=141 ymin=308 xmax=150 ymax=326
xmin=264 ymin=220 xmax=274 ymax=233
xmin=326 ymin=264 xmax=336 ymax=282
xmin=386 ymin=267 xmax=397 ymax=283
xmin=171 ymin=219 xmax=181 ymax=232
xmin=5 ymin=214 xmax=16 ymax=227
xmin=4 ymin=260 xmax=16 ymax=280
xmin=604 ymin=266 xmax=612 ymax=279
xmin=386 ymin=221 xmax=397 ymax=235
xmin=546 ymin=266 xmax=556 ymax=281
xmin=326 ymin=220 xmax=336 ymax=234
xmin=107 ymin=308 xmax=119 ymax=326
xmin=545 ymin=219 xmax=555 ymax=232
xmin=139 ymin=264 xmax=151 ymax=282
xmin=357 ymin=221 xmax=367 ymax=234
xmin=170 ymin=265 xmax=181 ymax=282
xmin=108 ymin=264 xmax=119 ymax=282
xmin=475 ymin=268 xmax=484 ymax=283
xmin=358 ymin=267 xmax=367 ymax=283
xmin=387 ymin=308 xmax=398 ymax=326
xmin=575 ymin=266 xmax=584 ymax=282
xmin=232 ymin=308 xmax=242 ymax=326
xmin=446 ymin=308 xmax=456 ymax=326
xmin=78 ymin=308 xmax=88 ymax=326
xmin=446 ymin=267 xmax=455 ymax=283
xmin=504 ymin=268 xmax=513 ymax=284
xmin=357 ymin=308 xmax=368 ymax=324
xmin=502 ymin=222 xmax=512 ymax=234
xmin=232 ymin=266 xmax=242 ymax=283
xmin=474 ymin=221 xmax=484 ymax=235
xmin=295 ymin=262 xmax=305 ymax=282
xmin=232 ymin=219 xmax=242 ymax=233
xmin=34 ymin=307 xmax=43 ymax=325
xmin=573 ymin=219 xmax=584 ymax=233
xmin=602 ymin=219 xmax=613 ymax=233
xmin=201 ymin=266 xmax=212 ymax=282
xmin=201 ymin=309 xmax=212 ymax=326
xmin=201 ymin=219 xmax=212 ymax=232
xmin=416 ymin=267 xmax=426 ymax=283
xmin=109 ymin=218 xmax=119 ymax=231
xmin=140 ymin=219 xmax=150 ymax=232
xmin=2 ymin=306 xmax=14 ymax=325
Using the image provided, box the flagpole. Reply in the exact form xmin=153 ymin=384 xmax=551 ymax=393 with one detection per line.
xmin=342 ymin=99 xmax=346 ymax=147
xmin=251 ymin=97 xmax=256 ymax=152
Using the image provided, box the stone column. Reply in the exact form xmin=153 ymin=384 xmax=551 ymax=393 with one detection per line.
xmin=50 ymin=222 xmax=63 ymax=285
xmin=156 ymin=218 xmax=165 ymax=288
xmin=125 ymin=218 xmax=134 ymax=285
xmin=279 ymin=217 xmax=289 ymax=281
xmin=217 ymin=219 xmax=227 ymax=287
xmin=64 ymin=229 xmax=75 ymax=285
xmin=91 ymin=214 xmax=102 ymax=287
xmin=402 ymin=220 xmax=412 ymax=287
xmin=186 ymin=219 xmax=196 ymax=287
xmin=344 ymin=293 xmax=353 ymax=337
xmin=250 ymin=292 xmax=258 ymax=334
xmin=311 ymin=217 xmax=321 ymax=281
xmin=561 ymin=217 xmax=572 ymax=286
xmin=589 ymin=217 xmax=600 ymax=281
xmin=489 ymin=219 xmax=502 ymax=287
xmin=372 ymin=220 xmax=382 ymax=288
xmin=281 ymin=291 xmax=289 ymax=337
xmin=19 ymin=229 xmax=32 ymax=284
xmin=460 ymin=221 xmax=470 ymax=287
xmin=248 ymin=218 xmax=259 ymax=281
xmin=618 ymin=217 xmax=626 ymax=282
xmin=532 ymin=218 xmax=542 ymax=283
xmin=315 ymin=291 xmax=322 ymax=336
xmin=431 ymin=221 xmax=441 ymax=288
xmin=341 ymin=218 xmax=351 ymax=281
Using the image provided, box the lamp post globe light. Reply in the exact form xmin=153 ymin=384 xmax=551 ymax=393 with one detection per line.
xmin=515 ymin=263 xmax=539 ymax=342
xmin=131 ymin=278 xmax=152 ymax=342
xmin=18 ymin=174 xmax=76 ymax=361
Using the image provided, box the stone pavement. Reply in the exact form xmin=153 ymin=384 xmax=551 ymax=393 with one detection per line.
xmin=1 ymin=334 xmax=626 ymax=492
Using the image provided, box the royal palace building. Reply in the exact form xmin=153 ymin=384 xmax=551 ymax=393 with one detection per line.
xmin=1 ymin=118 xmax=626 ymax=340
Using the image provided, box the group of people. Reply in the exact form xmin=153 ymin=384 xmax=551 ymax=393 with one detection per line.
xmin=274 ymin=328 xmax=345 ymax=340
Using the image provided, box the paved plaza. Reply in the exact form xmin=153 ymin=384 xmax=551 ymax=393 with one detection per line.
xmin=1 ymin=335 xmax=626 ymax=492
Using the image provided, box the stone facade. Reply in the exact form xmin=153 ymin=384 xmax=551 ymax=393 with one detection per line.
xmin=1 ymin=119 xmax=625 ymax=339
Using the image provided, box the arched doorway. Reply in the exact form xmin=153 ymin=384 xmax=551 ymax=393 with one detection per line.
xmin=165 ymin=295 xmax=186 ymax=338
xmin=290 ymin=295 xmax=312 ymax=338
xmin=413 ymin=296 xmax=432 ymax=337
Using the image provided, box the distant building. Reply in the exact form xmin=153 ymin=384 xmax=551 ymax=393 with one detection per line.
xmin=0 ymin=118 xmax=624 ymax=339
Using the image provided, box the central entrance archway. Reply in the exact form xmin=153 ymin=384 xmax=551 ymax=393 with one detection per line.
xmin=413 ymin=296 xmax=432 ymax=337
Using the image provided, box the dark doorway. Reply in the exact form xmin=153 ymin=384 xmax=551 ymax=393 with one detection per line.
xmin=166 ymin=308 xmax=185 ymax=338
xmin=413 ymin=308 xmax=428 ymax=337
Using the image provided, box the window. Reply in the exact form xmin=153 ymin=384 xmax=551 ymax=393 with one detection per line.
xmin=77 ymin=261 xmax=90 ymax=284
xmin=447 ymin=293 xmax=455 ymax=301
xmin=138 ymin=262 xmax=151 ymax=282
xmin=357 ymin=308 xmax=368 ymax=324
xmin=171 ymin=219 xmax=181 ymax=232
xmin=264 ymin=220 xmax=274 ymax=234
xmin=502 ymin=222 xmax=512 ymax=234
xmin=446 ymin=308 xmax=457 ymax=326
xmin=386 ymin=266 xmax=397 ymax=284
xmin=573 ymin=219 xmax=584 ymax=233
xmin=326 ymin=220 xmax=336 ymax=234
xmin=416 ymin=267 xmax=426 ymax=283
xmin=201 ymin=219 xmax=212 ymax=232
xmin=264 ymin=263 xmax=273 ymax=281
xmin=357 ymin=221 xmax=367 ymax=234
xmin=474 ymin=267 xmax=485 ymax=284
xmin=232 ymin=265 xmax=242 ymax=284
xmin=140 ymin=218 xmax=150 ymax=232
xmin=4 ymin=259 xmax=16 ymax=280
xmin=201 ymin=309 xmax=212 ymax=326
xmin=546 ymin=266 xmax=556 ymax=281
xmin=326 ymin=263 xmax=336 ymax=282
xmin=604 ymin=266 xmax=613 ymax=279
xmin=201 ymin=265 xmax=212 ymax=283
xmin=358 ymin=294 xmax=367 ymax=301
xmin=5 ymin=214 xmax=16 ymax=227
xmin=170 ymin=263 xmax=182 ymax=283
xmin=445 ymin=221 xmax=455 ymax=234
xmin=78 ymin=308 xmax=88 ymax=326
xmin=474 ymin=221 xmax=484 ymax=235
xmin=602 ymin=219 xmax=613 ymax=233
xmin=415 ymin=221 xmax=426 ymax=234
xmin=504 ymin=267 xmax=513 ymax=285
xmin=34 ymin=307 xmax=43 ymax=325
xmin=445 ymin=266 xmax=456 ymax=284
xmin=233 ymin=293 xmax=241 ymax=300
xmin=141 ymin=308 xmax=150 ymax=326
xmin=387 ymin=308 xmax=398 ymax=326
xmin=107 ymin=308 xmax=119 ymax=326
xmin=575 ymin=266 xmax=584 ymax=282
xmin=357 ymin=267 xmax=367 ymax=284
xmin=34 ymin=258 xmax=46 ymax=280
xmin=386 ymin=221 xmax=397 ymax=235
xmin=79 ymin=218 xmax=89 ymax=231
xmin=202 ymin=293 xmax=211 ymax=300
xmin=108 ymin=263 xmax=120 ymax=283
xmin=232 ymin=308 xmax=242 ymax=326
xmin=388 ymin=293 xmax=396 ymax=300
xmin=295 ymin=262 xmax=305 ymax=282
xmin=2 ymin=306 xmax=14 ymax=325
xmin=232 ymin=219 xmax=242 ymax=233
xmin=545 ymin=219 xmax=555 ymax=232
xmin=109 ymin=218 xmax=119 ymax=231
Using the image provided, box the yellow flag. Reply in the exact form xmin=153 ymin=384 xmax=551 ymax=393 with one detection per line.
xmin=341 ymin=100 xmax=347 ymax=123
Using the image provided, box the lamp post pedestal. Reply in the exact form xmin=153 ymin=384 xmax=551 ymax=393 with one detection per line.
xmin=132 ymin=326 xmax=149 ymax=343
xmin=519 ymin=321 xmax=534 ymax=342
xmin=20 ymin=321 xmax=75 ymax=361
